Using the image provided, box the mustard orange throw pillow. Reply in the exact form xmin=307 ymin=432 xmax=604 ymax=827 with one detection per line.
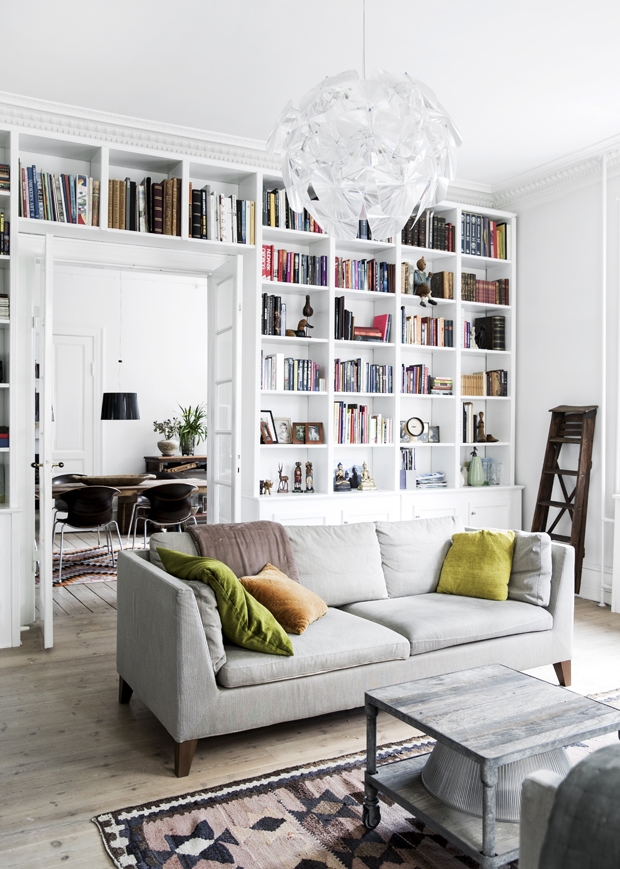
xmin=239 ymin=563 xmax=328 ymax=634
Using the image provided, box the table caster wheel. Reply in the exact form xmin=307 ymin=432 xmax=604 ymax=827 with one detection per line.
xmin=362 ymin=803 xmax=381 ymax=829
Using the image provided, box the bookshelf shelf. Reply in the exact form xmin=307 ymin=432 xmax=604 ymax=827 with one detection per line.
xmin=334 ymin=340 xmax=395 ymax=348
xmin=461 ymin=395 xmax=510 ymax=401
xmin=461 ymin=347 xmax=510 ymax=355
xmin=337 ymin=287 xmax=396 ymax=300
xmin=462 ymin=254 xmax=511 ymax=267
xmin=401 ymin=344 xmax=454 ymax=352
xmin=461 ymin=441 xmax=510 ymax=447
xmin=262 ymin=281 xmax=329 ymax=295
xmin=263 ymin=226 xmax=326 ymax=245
xmin=261 ymin=390 xmax=326 ymax=396
xmin=401 ymin=246 xmax=456 ymax=263
xmin=261 ymin=335 xmax=328 ymax=346
xmin=335 ymin=238 xmax=394 ymax=253
xmin=400 ymin=294 xmax=454 ymax=308
xmin=334 ymin=391 xmax=394 ymax=398
xmin=260 ymin=443 xmax=327 ymax=449
xmin=462 ymin=301 xmax=510 ymax=311
xmin=335 ymin=442 xmax=394 ymax=448
xmin=400 ymin=442 xmax=456 ymax=448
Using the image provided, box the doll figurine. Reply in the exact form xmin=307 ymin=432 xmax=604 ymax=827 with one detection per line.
xmin=413 ymin=257 xmax=437 ymax=307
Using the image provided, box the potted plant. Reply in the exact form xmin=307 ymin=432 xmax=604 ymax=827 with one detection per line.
xmin=153 ymin=418 xmax=180 ymax=456
xmin=178 ymin=404 xmax=208 ymax=456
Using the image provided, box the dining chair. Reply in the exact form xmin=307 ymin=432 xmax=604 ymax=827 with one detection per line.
xmin=130 ymin=483 xmax=198 ymax=549
xmin=51 ymin=473 xmax=87 ymax=544
xmin=55 ymin=486 xmax=122 ymax=583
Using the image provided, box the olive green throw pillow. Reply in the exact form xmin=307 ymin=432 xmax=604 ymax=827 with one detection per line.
xmin=157 ymin=548 xmax=294 ymax=656
xmin=437 ymin=530 xmax=516 ymax=601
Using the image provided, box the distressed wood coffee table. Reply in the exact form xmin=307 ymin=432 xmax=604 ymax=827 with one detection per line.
xmin=363 ymin=664 xmax=620 ymax=869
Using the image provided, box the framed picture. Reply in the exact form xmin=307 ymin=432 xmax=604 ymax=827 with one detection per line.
xmin=292 ymin=422 xmax=307 ymax=445
xmin=429 ymin=425 xmax=440 ymax=443
xmin=274 ymin=417 xmax=292 ymax=444
xmin=305 ymin=422 xmax=324 ymax=444
xmin=400 ymin=420 xmax=410 ymax=443
xmin=260 ymin=410 xmax=277 ymax=444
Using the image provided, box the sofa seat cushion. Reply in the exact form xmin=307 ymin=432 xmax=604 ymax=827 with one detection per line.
xmin=341 ymin=593 xmax=553 ymax=656
xmin=216 ymin=608 xmax=409 ymax=688
xmin=285 ymin=522 xmax=387 ymax=606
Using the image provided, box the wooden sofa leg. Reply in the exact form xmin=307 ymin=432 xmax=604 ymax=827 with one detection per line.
xmin=553 ymin=661 xmax=572 ymax=687
xmin=174 ymin=739 xmax=198 ymax=777
xmin=118 ymin=676 xmax=133 ymax=704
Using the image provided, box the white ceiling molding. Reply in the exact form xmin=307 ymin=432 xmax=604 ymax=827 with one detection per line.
xmin=446 ymin=180 xmax=493 ymax=208
xmin=491 ymin=134 xmax=620 ymax=208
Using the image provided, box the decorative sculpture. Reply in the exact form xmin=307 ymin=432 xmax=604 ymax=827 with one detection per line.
xmin=305 ymin=461 xmax=314 ymax=493
xmin=358 ymin=461 xmax=377 ymax=491
xmin=277 ymin=464 xmax=289 ymax=493
xmin=334 ymin=462 xmax=351 ymax=492
xmin=293 ymin=461 xmax=303 ymax=493
xmin=413 ymin=257 xmax=437 ymax=307
xmin=263 ymin=479 xmax=273 ymax=495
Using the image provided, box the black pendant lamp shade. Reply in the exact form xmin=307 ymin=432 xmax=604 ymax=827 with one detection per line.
xmin=101 ymin=392 xmax=140 ymax=420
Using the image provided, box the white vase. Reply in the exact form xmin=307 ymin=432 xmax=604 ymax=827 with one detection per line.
xmin=157 ymin=439 xmax=179 ymax=456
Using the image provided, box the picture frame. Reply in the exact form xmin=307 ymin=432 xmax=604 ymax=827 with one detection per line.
xmin=260 ymin=410 xmax=277 ymax=444
xmin=429 ymin=425 xmax=440 ymax=443
xmin=292 ymin=422 xmax=307 ymax=445
xmin=305 ymin=422 xmax=324 ymax=445
xmin=274 ymin=417 xmax=292 ymax=444
xmin=400 ymin=420 xmax=411 ymax=443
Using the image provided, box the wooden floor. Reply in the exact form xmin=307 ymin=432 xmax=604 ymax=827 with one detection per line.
xmin=1 ymin=591 xmax=619 ymax=868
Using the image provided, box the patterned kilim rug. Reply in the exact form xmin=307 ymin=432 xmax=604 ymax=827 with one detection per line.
xmin=52 ymin=545 xmax=143 ymax=586
xmin=94 ymin=692 xmax=620 ymax=869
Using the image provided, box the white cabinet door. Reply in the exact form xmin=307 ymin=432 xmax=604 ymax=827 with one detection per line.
xmin=467 ymin=498 xmax=512 ymax=529
xmin=340 ymin=496 xmax=400 ymax=525
xmin=260 ymin=497 xmax=340 ymax=526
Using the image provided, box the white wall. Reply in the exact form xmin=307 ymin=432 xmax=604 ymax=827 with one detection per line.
xmin=515 ymin=167 xmax=620 ymax=602
xmin=53 ymin=265 xmax=208 ymax=473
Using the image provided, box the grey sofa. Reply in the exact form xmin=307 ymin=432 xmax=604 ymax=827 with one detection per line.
xmin=116 ymin=517 xmax=574 ymax=776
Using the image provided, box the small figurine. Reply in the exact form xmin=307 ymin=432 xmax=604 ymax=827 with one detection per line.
xmin=349 ymin=466 xmax=360 ymax=489
xmin=293 ymin=461 xmax=303 ymax=493
xmin=277 ymin=464 xmax=289 ymax=493
xmin=413 ymin=256 xmax=437 ymax=307
xmin=477 ymin=412 xmax=486 ymax=443
xmin=296 ymin=318 xmax=314 ymax=338
xmin=305 ymin=461 xmax=314 ymax=493
xmin=263 ymin=479 xmax=273 ymax=496
xmin=334 ymin=462 xmax=351 ymax=492
xmin=259 ymin=480 xmax=265 ymax=495
xmin=303 ymin=295 xmax=314 ymax=329
xmin=358 ymin=461 xmax=377 ymax=491
xmin=485 ymin=432 xmax=499 ymax=443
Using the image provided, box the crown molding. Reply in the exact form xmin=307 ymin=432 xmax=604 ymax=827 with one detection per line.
xmin=0 ymin=90 xmax=281 ymax=170
xmin=491 ymin=134 xmax=620 ymax=208
xmin=446 ymin=180 xmax=493 ymax=208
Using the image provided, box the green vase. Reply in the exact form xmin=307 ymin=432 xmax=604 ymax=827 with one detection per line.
xmin=180 ymin=434 xmax=196 ymax=456
xmin=468 ymin=450 xmax=485 ymax=487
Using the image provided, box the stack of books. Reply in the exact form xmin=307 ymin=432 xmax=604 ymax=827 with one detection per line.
xmin=20 ymin=164 xmax=100 ymax=225
xmin=0 ymin=214 xmax=9 ymax=255
xmin=416 ymin=471 xmax=447 ymax=489
xmin=461 ymin=274 xmax=509 ymax=305
xmin=0 ymin=164 xmax=9 ymax=191
xmin=262 ymin=188 xmax=323 ymax=234
xmin=401 ymin=210 xmax=455 ymax=251
xmin=335 ymin=257 xmax=394 ymax=292
xmin=262 ymin=246 xmax=327 ymax=285
xmin=0 ymin=294 xmax=9 ymax=320
xmin=431 ymin=377 xmax=453 ymax=395
xmin=461 ymin=213 xmax=509 ymax=259
xmin=109 ymin=177 xmax=180 ymax=235
xmin=334 ymin=358 xmax=393 ymax=394
xmin=333 ymin=402 xmax=392 ymax=444
xmin=261 ymin=352 xmax=324 ymax=392
xmin=191 ymin=185 xmax=255 ymax=243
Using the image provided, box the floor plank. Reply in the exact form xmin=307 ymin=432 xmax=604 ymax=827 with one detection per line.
xmin=0 ymin=597 xmax=618 ymax=867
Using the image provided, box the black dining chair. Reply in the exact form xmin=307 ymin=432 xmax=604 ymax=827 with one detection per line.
xmin=130 ymin=483 xmax=198 ymax=549
xmin=51 ymin=473 xmax=87 ymax=543
xmin=55 ymin=486 xmax=122 ymax=583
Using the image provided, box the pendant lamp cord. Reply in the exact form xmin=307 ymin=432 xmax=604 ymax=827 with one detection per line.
xmin=362 ymin=0 xmax=366 ymax=79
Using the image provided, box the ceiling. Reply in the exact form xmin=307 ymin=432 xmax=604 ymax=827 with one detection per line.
xmin=4 ymin=0 xmax=620 ymax=186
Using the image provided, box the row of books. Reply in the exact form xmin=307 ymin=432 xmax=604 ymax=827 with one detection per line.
xmin=190 ymin=185 xmax=255 ymax=244
xmin=461 ymin=274 xmax=509 ymax=305
xmin=334 ymin=359 xmax=393 ymax=394
xmin=401 ymin=264 xmax=455 ymax=300
xmin=0 ymin=164 xmax=9 ymax=190
xmin=401 ymin=311 xmax=454 ymax=347
xmin=261 ymin=352 xmax=325 ymax=392
xmin=261 ymin=294 xmax=288 ymax=336
xmin=262 ymin=245 xmax=328 ymax=286
xmin=402 ymin=366 xmax=454 ymax=395
xmin=401 ymin=210 xmax=455 ymax=251
xmin=0 ymin=215 xmax=9 ymax=255
xmin=108 ymin=177 xmax=180 ymax=235
xmin=262 ymin=188 xmax=323 ymax=234
xmin=463 ymin=402 xmax=479 ymax=444
xmin=335 ymin=257 xmax=395 ymax=292
xmin=461 ymin=370 xmax=508 ymax=397
xmin=462 ymin=212 xmax=509 ymax=259
xmin=333 ymin=403 xmax=392 ymax=445
xmin=19 ymin=164 xmax=100 ymax=225
xmin=0 ymin=426 xmax=8 ymax=448
xmin=335 ymin=299 xmax=392 ymax=342
xmin=0 ymin=294 xmax=9 ymax=320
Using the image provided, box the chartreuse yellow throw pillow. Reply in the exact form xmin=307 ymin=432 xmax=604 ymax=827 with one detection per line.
xmin=157 ymin=548 xmax=294 ymax=656
xmin=437 ymin=530 xmax=516 ymax=601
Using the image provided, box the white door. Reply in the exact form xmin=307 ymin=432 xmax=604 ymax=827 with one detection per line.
xmin=207 ymin=257 xmax=242 ymax=524
xmin=53 ymin=331 xmax=98 ymax=474
xmin=38 ymin=235 xmax=55 ymax=648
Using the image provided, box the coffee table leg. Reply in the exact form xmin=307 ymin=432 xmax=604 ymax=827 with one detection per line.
xmin=363 ymin=702 xmax=381 ymax=829
xmin=480 ymin=764 xmax=498 ymax=858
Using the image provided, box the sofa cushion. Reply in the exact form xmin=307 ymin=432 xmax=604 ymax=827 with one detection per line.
xmin=188 ymin=521 xmax=300 ymax=583
xmin=375 ymin=516 xmax=464 ymax=597
xmin=437 ymin=530 xmax=516 ymax=601
xmin=285 ymin=522 xmax=387 ymax=606
xmin=157 ymin=549 xmax=293 ymax=657
xmin=239 ymin=564 xmax=327 ymax=634
xmin=341 ymin=593 xmax=553 ymax=656
xmin=150 ymin=531 xmax=198 ymax=571
xmin=509 ymin=530 xmax=553 ymax=606
xmin=183 ymin=581 xmax=227 ymax=673
xmin=216 ymin=608 xmax=409 ymax=688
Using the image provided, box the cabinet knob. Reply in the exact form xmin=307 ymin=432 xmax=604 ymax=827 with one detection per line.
xmin=471 ymin=511 xmax=476 ymax=516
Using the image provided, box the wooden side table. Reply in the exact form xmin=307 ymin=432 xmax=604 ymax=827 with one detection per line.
xmin=144 ymin=455 xmax=207 ymax=475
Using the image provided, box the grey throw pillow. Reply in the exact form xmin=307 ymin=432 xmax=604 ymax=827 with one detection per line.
xmin=182 ymin=580 xmax=227 ymax=673
xmin=508 ymin=530 xmax=552 ymax=606
xmin=149 ymin=531 xmax=198 ymax=570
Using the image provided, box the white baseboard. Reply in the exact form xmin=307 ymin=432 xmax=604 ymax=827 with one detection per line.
xmin=578 ymin=562 xmax=612 ymax=605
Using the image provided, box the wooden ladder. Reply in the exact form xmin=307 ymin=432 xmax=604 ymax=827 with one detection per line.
xmin=531 ymin=405 xmax=597 ymax=593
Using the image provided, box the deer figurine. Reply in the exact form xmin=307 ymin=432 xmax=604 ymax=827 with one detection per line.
xmin=277 ymin=464 xmax=289 ymax=493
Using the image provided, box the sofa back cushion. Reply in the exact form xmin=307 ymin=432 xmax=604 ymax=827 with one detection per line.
xmin=508 ymin=530 xmax=553 ymax=606
xmin=188 ymin=521 xmax=300 ymax=583
xmin=285 ymin=522 xmax=387 ymax=606
xmin=149 ymin=531 xmax=198 ymax=570
xmin=375 ymin=516 xmax=464 ymax=597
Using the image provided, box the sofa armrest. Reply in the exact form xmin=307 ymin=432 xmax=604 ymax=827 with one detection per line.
xmin=519 ymin=769 xmax=564 ymax=869
xmin=116 ymin=550 xmax=218 ymax=743
xmin=546 ymin=542 xmax=574 ymax=663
